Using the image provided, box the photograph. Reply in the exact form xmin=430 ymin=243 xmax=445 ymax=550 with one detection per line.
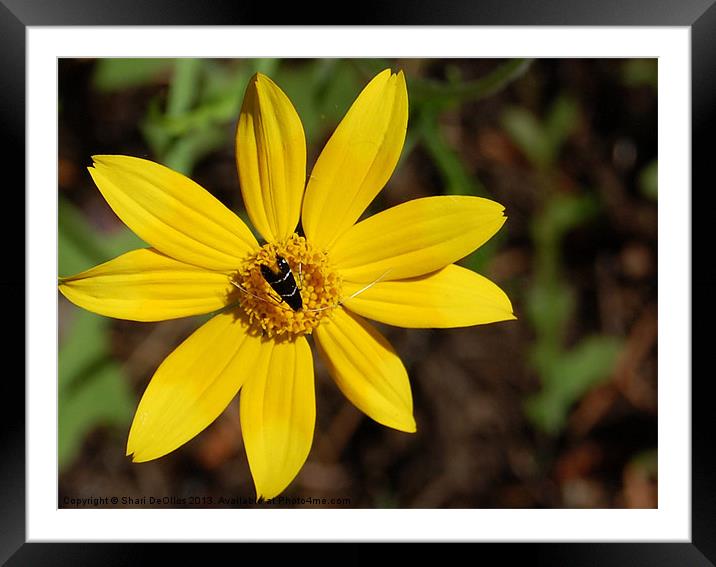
xmin=57 ymin=57 xmax=658 ymax=510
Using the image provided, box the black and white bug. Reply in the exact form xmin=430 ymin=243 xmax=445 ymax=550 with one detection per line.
xmin=259 ymin=254 xmax=303 ymax=311
xmin=231 ymin=255 xmax=392 ymax=314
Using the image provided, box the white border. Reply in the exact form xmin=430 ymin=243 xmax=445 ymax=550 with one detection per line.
xmin=28 ymin=27 xmax=690 ymax=542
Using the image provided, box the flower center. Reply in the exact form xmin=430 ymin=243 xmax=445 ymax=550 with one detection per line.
xmin=233 ymin=234 xmax=342 ymax=339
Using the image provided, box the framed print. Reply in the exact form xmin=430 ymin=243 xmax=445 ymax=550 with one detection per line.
xmin=4 ymin=0 xmax=712 ymax=564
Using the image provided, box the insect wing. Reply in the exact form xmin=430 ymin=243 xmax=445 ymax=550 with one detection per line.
xmin=260 ymin=256 xmax=302 ymax=311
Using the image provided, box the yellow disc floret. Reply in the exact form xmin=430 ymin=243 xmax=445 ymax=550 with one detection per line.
xmin=234 ymin=234 xmax=342 ymax=339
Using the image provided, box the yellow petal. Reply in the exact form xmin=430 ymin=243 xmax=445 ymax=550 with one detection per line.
xmin=127 ymin=311 xmax=263 ymax=462
xmin=89 ymin=155 xmax=258 ymax=271
xmin=330 ymin=195 xmax=506 ymax=283
xmin=314 ymin=307 xmax=415 ymax=433
xmin=302 ymin=69 xmax=408 ymax=250
xmin=237 ymin=73 xmax=307 ymax=243
xmin=58 ymin=248 xmax=233 ymax=321
xmin=240 ymin=337 xmax=315 ymax=500
xmin=342 ymin=264 xmax=516 ymax=328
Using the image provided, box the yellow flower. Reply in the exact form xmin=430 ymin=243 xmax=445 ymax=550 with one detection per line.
xmin=58 ymin=69 xmax=515 ymax=500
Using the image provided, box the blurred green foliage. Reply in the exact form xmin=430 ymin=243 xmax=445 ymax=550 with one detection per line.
xmin=136 ymin=58 xmax=369 ymax=176
xmin=629 ymin=448 xmax=658 ymax=478
xmin=639 ymin=159 xmax=658 ymax=200
xmin=59 ymin=198 xmax=146 ymax=275
xmin=621 ymin=59 xmax=658 ymax=90
xmin=141 ymin=59 xmax=276 ymax=174
xmin=92 ymin=58 xmax=173 ymax=92
xmin=410 ymin=60 xmax=532 ymax=273
xmin=623 ymin=60 xmax=658 ymax=202
xmin=524 ymin=194 xmax=622 ymax=433
xmin=59 ymin=311 xmax=133 ymax=468
xmin=414 ymin=59 xmax=531 ymax=197
xmin=58 ymin=198 xmax=141 ymax=470
xmin=502 ymin=95 xmax=623 ymax=435
xmin=503 ymin=96 xmax=580 ymax=171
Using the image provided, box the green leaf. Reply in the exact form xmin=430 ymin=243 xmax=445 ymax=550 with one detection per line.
xmin=410 ymin=59 xmax=532 ymax=108
xmin=629 ymin=448 xmax=658 ymax=478
xmin=639 ymin=159 xmax=658 ymax=200
xmin=502 ymin=96 xmax=579 ymax=169
xmin=622 ymin=59 xmax=658 ymax=90
xmin=545 ymin=96 xmax=579 ymax=155
xmin=524 ymin=191 xmax=610 ymax=435
xmin=525 ymin=281 xmax=574 ymax=359
xmin=553 ymin=336 xmax=622 ymax=396
xmin=524 ymin=390 xmax=567 ymax=435
xmin=313 ymin=62 xmax=362 ymax=137
xmin=526 ymin=335 xmax=622 ymax=434
xmin=418 ymin=106 xmax=487 ymax=197
xmin=58 ymin=360 xmax=134 ymax=470
xmin=162 ymin=126 xmax=229 ymax=175
xmin=166 ymin=58 xmax=202 ymax=118
xmin=59 ymin=197 xmax=147 ymax=276
xmin=92 ymin=58 xmax=172 ymax=93
xmin=59 ymin=299 xmax=134 ymax=470
xmin=59 ymin=310 xmax=109 ymax=392
xmin=276 ymin=60 xmax=361 ymax=143
xmin=533 ymin=194 xmax=598 ymax=245
xmin=58 ymin=198 xmax=111 ymax=275
xmin=104 ymin=226 xmax=148 ymax=259
xmin=139 ymin=59 xmax=281 ymax=177
xmin=461 ymin=234 xmax=500 ymax=273
xmin=502 ymin=107 xmax=551 ymax=168
xmin=140 ymin=96 xmax=174 ymax=156
xmin=252 ymin=58 xmax=280 ymax=76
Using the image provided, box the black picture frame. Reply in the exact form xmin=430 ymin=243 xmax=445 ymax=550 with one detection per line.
xmin=4 ymin=1 xmax=710 ymax=564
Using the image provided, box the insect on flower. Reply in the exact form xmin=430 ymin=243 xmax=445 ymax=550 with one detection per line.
xmin=58 ymin=67 xmax=516 ymax=501
xmin=259 ymin=255 xmax=303 ymax=311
